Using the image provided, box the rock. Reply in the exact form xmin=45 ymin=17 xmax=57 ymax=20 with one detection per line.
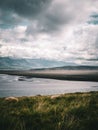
xmin=36 ymin=94 xmax=42 ymax=96
xmin=51 ymin=94 xmax=61 ymax=99
xmin=5 ymin=97 xmax=19 ymax=102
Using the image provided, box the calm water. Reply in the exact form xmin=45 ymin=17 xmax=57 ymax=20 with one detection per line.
xmin=0 ymin=74 xmax=98 ymax=97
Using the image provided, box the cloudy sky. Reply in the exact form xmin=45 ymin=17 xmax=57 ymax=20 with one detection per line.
xmin=0 ymin=0 xmax=98 ymax=66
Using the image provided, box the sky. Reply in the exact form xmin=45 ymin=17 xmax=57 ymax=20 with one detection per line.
xmin=0 ymin=0 xmax=98 ymax=66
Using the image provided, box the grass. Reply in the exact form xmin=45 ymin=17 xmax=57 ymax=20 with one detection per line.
xmin=0 ymin=91 xmax=98 ymax=130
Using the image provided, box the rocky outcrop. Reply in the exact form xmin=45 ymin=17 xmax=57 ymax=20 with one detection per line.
xmin=5 ymin=97 xmax=19 ymax=102
xmin=51 ymin=94 xmax=61 ymax=99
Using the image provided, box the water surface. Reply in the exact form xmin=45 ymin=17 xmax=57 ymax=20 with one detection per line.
xmin=0 ymin=74 xmax=98 ymax=97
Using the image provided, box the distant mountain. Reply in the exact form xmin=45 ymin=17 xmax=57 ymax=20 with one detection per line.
xmin=44 ymin=66 xmax=98 ymax=70
xmin=0 ymin=57 xmax=98 ymax=70
xmin=0 ymin=57 xmax=66 ymax=70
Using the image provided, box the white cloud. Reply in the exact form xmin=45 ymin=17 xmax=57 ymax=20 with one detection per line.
xmin=0 ymin=0 xmax=98 ymax=66
xmin=0 ymin=23 xmax=98 ymax=66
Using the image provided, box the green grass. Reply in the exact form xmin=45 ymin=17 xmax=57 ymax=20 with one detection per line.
xmin=0 ymin=91 xmax=98 ymax=130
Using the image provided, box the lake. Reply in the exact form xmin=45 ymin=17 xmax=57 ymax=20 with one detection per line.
xmin=0 ymin=74 xmax=98 ymax=97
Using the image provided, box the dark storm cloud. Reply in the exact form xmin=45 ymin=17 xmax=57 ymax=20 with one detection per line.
xmin=26 ymin=6 xmax=72 ymax=35
xmin=26 ymin=1 xmax=73 ymax=35
xmin=0 ymin=0 xmax=73 ymax=34
xmin=0 ymin=0 xmax=50 ymax=18
xmin=0 ymin=9 xmax=23 ymax=28
xmin=38 ymin=5 xmax=72 ymax=33
xmin=0 ymin=0 xmax=51 ymax=29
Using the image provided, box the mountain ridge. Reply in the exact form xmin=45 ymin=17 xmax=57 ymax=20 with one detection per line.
xmin=0 ymin=57 xmax=98 ymax=70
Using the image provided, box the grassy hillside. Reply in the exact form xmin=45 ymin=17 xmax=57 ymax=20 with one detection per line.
xmin=0 ymin=92 xmax=98 ymax=130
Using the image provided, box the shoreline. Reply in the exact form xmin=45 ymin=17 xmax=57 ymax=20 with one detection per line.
xmin=0 ymin=91 xmax=98 ymax=99
xmin=0 ymin=69 xmax=98 ymax=82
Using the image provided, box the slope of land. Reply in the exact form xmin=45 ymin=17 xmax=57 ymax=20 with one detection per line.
xmin=0 ymin=91 xmax=98 ymax=130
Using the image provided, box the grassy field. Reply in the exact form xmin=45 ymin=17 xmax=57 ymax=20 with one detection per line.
xmin=0 ymin=91 xmax=98 ymax=130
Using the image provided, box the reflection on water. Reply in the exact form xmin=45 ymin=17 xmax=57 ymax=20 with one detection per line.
xmin=0 ymin=74 xmax=98 ymax=97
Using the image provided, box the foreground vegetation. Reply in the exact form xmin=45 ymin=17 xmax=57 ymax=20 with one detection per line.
xmin=0 ymin=91 xmax=98 ymax=130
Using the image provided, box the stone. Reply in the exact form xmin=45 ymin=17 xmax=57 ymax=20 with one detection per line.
xmin=51 ymin=94 xmax=61 ymax=99
xmin=5 ymin=97 xmax=19 ymax=102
